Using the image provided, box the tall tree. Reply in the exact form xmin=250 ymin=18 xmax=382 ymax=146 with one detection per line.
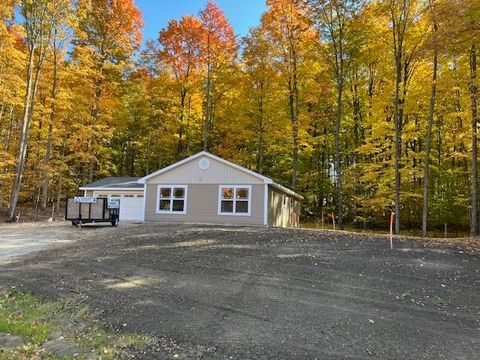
xmin=158 ymin=16 xmax=203 ymax=158
xmin=309 ymin=0 xmax=364 ymax=229
xmin=262 ymin=0 xmax=316 ymax=190
xmin=72 ymin=0 xmax=142 ymax=182
xmin=40 ymin=0 xmax=70 ymax=211
xmin=9 ymin=0 xmax=56 ymax=221
xmin=385 ymin=0 xmax=421 ymax=234
xmin=242 ymin=27 xmax=278 ymax=174
xmin=199 ymin=0 xmax=236 ymax=151
xmin=421 ymin=0 xmax=439 ymax=237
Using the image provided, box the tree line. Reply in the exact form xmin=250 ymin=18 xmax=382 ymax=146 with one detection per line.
xmin=1 ymin=0 xmax=479 ymax=236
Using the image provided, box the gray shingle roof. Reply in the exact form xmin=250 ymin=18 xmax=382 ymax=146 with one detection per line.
xmin=80 ymin=177 xmax=144 ymax=189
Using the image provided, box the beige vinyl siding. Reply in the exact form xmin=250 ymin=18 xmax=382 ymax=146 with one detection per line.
xmin=144 ymin=183 xmax=265 ymax=226
xmin=146 ymin=156 xmax=264 ymax=185
xmin=268 ymin=187 xmax=300 ymax=228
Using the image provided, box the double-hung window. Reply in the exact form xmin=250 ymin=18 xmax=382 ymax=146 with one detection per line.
xmin=157 ymin=185 xmax=187 ymax=214
xmin=218 ymin=185 xmax=251 ymax=216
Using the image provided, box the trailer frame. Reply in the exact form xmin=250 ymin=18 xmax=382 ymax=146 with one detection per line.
xmin=65 ymin=197 xmax=119 ymax=227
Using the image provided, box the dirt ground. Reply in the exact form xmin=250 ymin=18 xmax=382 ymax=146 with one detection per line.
xmin=0 ymin=223 xmax=479 ymax=359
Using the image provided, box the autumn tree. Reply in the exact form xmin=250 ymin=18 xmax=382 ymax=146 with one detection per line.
xmin=261 ymin=0 xmax=317 ymax=190
xmin=158 ymin=16 xmax=203 ymax=158
xmin=421 ymin=0 xmax=439 ymax=237
xmin=242 ymin=27 xmax=279 ymax=174
xmin=199 ymin=1 xmax=237 ymax=151
xmin=9 ymin=0 xmax=58 ymax=221
xmin=383 ymin=0 xmax=423 ymax=234
xmin=309 ymin=0 xmax=365 ymax=229
xmin=71 ymin=0 xmax=142 ymax=183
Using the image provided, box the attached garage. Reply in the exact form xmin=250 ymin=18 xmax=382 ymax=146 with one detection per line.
xmin=79 ymin=177 xmax=144 ymax=222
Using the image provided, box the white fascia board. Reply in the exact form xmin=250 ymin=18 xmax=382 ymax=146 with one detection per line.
xmin=78 ymin=187 xmax=144 ymax=191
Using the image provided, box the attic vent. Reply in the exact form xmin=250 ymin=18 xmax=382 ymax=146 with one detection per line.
xmin=199 ymin=158 xmax=210 ymax=170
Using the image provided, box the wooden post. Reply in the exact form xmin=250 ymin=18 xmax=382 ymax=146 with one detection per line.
xmin=390 ymin=211 xmax=395 ymax=250
xmin=332 ymin=212 xmax=336 ymax=231
xmin=51 ymin=203 xmax=55 ymax=220
xmin=321 ymin=211 xmax=324 ymax=229
xmin=444 ymin=223 xmax=447 ymax=238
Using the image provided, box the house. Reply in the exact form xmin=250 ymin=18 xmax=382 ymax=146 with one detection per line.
xmin=80 ymin=151 xmax=303 ymax=227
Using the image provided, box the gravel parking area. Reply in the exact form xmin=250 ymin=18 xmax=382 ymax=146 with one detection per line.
xmin=0 ymin=222 xmax=79 ymax=261
xmin=0 ymin=223 xmax=479 ymax=359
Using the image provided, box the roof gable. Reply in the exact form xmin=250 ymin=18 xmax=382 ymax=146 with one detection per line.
xmin=138 ymin=152 xmax=273 ymax=185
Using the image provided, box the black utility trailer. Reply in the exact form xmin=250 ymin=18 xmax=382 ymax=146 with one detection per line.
xmin=65 ymin=197 xmax=120 ymax=227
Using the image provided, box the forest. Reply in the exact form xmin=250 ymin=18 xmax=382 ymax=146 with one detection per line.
xmin=0 ymin=0 xmax=479 ymax=236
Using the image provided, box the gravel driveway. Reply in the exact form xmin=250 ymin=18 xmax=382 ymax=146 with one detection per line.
xmin=0 ymin=224 xmax=479 ymax=359
xmin=0 ymin=222 xmax=80 ymax=261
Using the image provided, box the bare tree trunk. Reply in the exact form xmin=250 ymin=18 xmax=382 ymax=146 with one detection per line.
xmin=56 ymin=135 xmax=67 ymax=214
xmin=177 ymin=87 xmax=187 ymax=158
xmin=393 ymin=51 xmax=402 ymax=234
xmin=41 ymin=40 xmax=59 ymax=210
xmin=0 ymin=105 xmax=15 ymax=211
xmin=9 ymin=1 xmax=51 ymax=221
xmin=289 ymin=45 xmax=300 ymax=191
xmin=470 ymin=43 xmax=479 ymax=236
xmin=422 ymin=14 xmax=438 ymax=237
xmin=203 ymin=34 xmax=212 ymax=152
xmin=256 ymin=83 xmax=264 ymax=174
xmin=335 ymin=77 xmax=344 ymax=229
xmin=8 ymin=47 xmax=36 ymax=221
xmin=146 ymin=130 xmax=151 ymax=175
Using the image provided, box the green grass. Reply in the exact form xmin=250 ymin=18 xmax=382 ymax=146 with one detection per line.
xmin=0 ymin=287 xmax=150 ymax=359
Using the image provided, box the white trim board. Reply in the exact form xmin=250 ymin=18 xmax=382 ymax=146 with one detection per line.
xmin=263 ymin=184 xmax=268 ymax=226
xmin=79 ymin=187 xmax=144 ymax=191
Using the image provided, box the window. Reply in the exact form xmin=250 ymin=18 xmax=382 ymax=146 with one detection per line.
xmin=157 ymin=185 xmax=187 ymax=214
xmin=218 ymin=185 xmax=251 ymax=216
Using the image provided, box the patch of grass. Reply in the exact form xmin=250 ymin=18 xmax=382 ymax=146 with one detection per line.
xmin=397 ymin=290 xmax=412 ymax=301
xmin=0 ymin=288 xmax=53 ymax=343
xmin=431 ymin=295 xmax=445 ymax=307
xmin=0 ymin=287 xmax=151 ymax=359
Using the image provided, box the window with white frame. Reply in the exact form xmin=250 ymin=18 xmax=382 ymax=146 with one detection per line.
xmin=218 ymin=186 xmax=251 ymax=215
xmin=157 ymin=185 xmax=187 ymax=214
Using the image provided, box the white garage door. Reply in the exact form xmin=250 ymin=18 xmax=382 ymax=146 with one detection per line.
xmin=120 ymin=196 xmax=144 ymax=221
